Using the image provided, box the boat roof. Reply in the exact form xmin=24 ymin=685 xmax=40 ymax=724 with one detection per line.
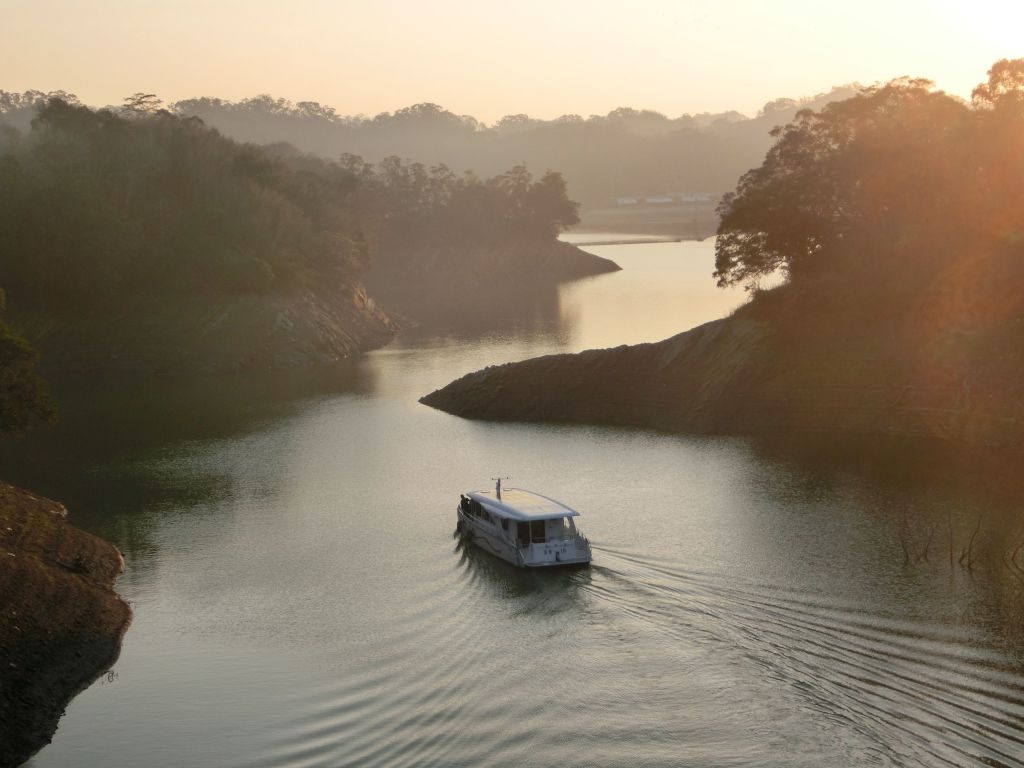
xmin=465 ymin=488 xmax=581 ymax=521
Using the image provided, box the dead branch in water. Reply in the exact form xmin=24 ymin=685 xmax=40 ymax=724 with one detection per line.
xmin=965 ymin=515 xmax=983 ymax=570
xmin=898 ymin=512 xmax=911 ymax=565
xmin=920 ymin=522 xmax=938 ymax=562
xmin=948 ymin=510 xmax=954 ymax=572
xmin=1010 ymin=539 xmax=1024 ymax=574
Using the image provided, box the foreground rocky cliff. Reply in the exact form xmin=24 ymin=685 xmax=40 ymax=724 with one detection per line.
xmin=0 ymin=481 xmax=131 ymax=768
xmin=365 ymin=240 xmax=620 ymax=327
xmin=421 ymin=301 xmax=1024 ymax=448
xmin=11 ymin=282 xmax=396 ymax=374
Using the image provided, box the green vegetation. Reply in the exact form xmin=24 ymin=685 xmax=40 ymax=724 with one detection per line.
xmin=715 ymin=60 xmax=1024 ymax=313
xmin=0 ymin=98 xmax=581 ymax=311
xmin=335 ymin=154 xmax=579 ymax=246
xmin=0 ymin=96 xmax=584 ymax=400
xmin=705 ymin=59 xmax=1024 ymax=443
xmin=0 ymin=291 xmax=53 ymax=437
xmin=0 ymin=99 xmax=371 ymax=308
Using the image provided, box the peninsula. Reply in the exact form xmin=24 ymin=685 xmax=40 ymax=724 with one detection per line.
xmin=422 ymin=64 xmax=1024 ymax=449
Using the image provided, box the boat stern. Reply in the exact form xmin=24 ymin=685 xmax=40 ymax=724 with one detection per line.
xmin=520 ymin=536 xmax=591 ymax=567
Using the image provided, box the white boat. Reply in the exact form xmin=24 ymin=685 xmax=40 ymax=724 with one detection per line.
xmin=456 ymin=480 xmax=592 ymax=568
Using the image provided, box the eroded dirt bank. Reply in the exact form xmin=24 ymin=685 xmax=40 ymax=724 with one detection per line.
xmin=421 ymin=305 xmax=1024 ymax=448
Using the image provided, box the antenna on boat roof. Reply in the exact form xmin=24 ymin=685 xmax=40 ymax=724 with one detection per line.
xmin=491 ymin=476 xmax=511 ymax=499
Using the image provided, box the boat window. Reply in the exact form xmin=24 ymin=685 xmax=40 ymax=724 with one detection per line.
xmin=548 ymin=517 xmax=573 ymax=540
xmin=474 ymin=506 xmax=494 ymax=525
xmin=500 ymin=518 xmax=508 ymax=531
xmin=530 ymin=520 xmax=546 ymax=543
xmin=517 ymin=522 xmax=529 ymax=546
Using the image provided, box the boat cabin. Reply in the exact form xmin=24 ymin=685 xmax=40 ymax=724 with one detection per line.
xmin=456 ymin=485 xmax=591 ymax=567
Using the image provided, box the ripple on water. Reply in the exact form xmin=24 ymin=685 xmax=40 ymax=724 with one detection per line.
xmin=252 ymin=541 xmax=1024 ymax=768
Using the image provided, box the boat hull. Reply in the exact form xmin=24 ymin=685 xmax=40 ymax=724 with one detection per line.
xmin=456 ymin=509 xmax=591 ymax=568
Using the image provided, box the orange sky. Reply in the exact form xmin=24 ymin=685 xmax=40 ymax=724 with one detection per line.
xmin=3 ymin=0 xmax=1022 ymax=123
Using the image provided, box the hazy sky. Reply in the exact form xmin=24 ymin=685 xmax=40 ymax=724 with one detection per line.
xmin=4 ymin=0 xmax=1022 ymax=122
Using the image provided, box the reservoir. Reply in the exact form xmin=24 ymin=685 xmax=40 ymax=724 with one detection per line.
xmin=8 ymin=237 xmax=1024 ymax=768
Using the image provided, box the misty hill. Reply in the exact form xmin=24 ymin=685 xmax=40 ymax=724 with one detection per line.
xmin=422 ymin=63 xmax=1024 ymax=449
xmin=0 ymin=99 xmax=396 ymax=372
xmin=166 ymin=89 xmax=857 ymax=209
xmin=0 ymin=98 xmax=613 ymax=371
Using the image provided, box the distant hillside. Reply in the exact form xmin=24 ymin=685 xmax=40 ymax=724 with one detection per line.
xmin=2 ymin=87 xmax=859 ymax=240
xmin=160 ymin=89 xmax=858 ymax=209
xmin=0 ymin=99 xmax=397 ymax=372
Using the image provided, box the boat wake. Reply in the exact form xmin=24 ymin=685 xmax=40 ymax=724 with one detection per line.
xmin=252 ymin=543 xmax=1024 ymax=768
xmin=590 ymin=545 xmax=1024 ymax=768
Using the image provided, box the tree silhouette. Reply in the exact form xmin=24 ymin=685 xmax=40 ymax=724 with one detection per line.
xmin=122 ymin=92 xmax=162 ymax=115
xmin=972 ymin=59 xmax=1024 ymax=110
xmin=714 ymin=77 xmax=973 ymax=290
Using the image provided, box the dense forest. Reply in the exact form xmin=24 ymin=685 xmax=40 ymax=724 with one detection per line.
xmin=0 ymin=99 xmax=580 ymax=307
xmin=0 ymin=100 xmax=373 ymax=306
xmin=0 ymin=293 xmax=52 ymax=436
xmin=711 ymin=59 xmax=1024 ymax=418
xmin=715 ymin=59 xmax=1024 ymax=342
xmin=0 ymin=87 xmax=856 ymax=208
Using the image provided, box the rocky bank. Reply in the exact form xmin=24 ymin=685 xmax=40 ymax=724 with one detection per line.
xmin=0 ymin=481 xmax=131 ymax=768
xmin=11 ymin=281 xmax=396 ymax=374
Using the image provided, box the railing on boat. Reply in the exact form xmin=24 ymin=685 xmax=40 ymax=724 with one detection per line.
xmin=520 ymin=533 xmax=590 ymax=548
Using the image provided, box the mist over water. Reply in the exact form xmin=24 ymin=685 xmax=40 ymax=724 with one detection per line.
xmin=9 ymin=240 xmax=1024 ymax=768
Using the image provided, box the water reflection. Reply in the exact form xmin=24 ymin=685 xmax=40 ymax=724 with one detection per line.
xmin=744 ymin=433 xmax=1024 ymax=651
xmin=452 ymin=533 xmax=591 ymax=601
xmin=0 ymin=363 xmax=374 ymax=564
xmin=389 ymin=280 xmax=572 ymax=348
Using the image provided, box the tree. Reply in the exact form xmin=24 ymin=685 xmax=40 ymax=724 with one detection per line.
xmin=972 ymin=58 xmax=1024 ymax=110
xmin=0 ymin=290 xmax=54 ymax=437
xmin=713 ymin=78 xmax=969 ymax=290
xmin=525 ymin=171 xmax=580 ymax=238
xmin=122 ymin=92 xmax=162 ymax=115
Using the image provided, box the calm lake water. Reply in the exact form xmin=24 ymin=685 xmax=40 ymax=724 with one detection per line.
xmin=9 ymin=237 xmax=1024 ymax=767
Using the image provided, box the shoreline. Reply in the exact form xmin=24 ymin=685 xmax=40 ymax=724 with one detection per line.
xmin=420 ymin=308 xmax=1024 ymax=453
